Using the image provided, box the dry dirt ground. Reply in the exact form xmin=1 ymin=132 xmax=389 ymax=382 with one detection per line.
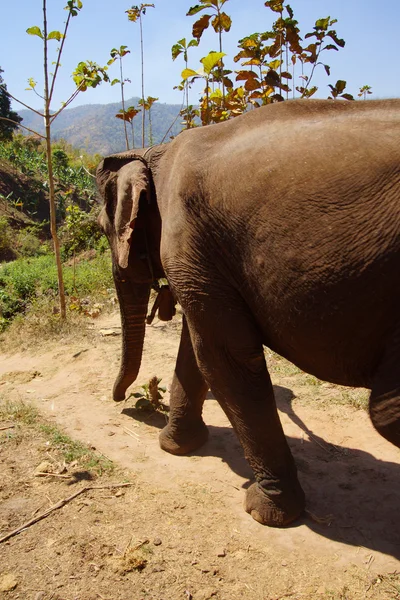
xmin=0 ymin=311 xmax=400 ymax=600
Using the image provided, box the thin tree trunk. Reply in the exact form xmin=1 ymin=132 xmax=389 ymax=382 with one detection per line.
xmin=185 ymin=56 xmax=189 ymax=113
xmin=149 ymin=108 xmax=153 ymax=145
xmin=43 ymin=0 xmax=66 ymax=319
xmin=131 ymin=121 xmax=135 ymax=148
xmin=139 ymin=13 xmax=145 ymax=147
xmin=119 ymin=57 xmax=129 ymax=150
xmin=218 ymin=25 xmax=225 ymax=108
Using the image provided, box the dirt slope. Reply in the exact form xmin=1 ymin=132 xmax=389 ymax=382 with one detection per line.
xmin=0 ymin=311 xmax=399 ymax=599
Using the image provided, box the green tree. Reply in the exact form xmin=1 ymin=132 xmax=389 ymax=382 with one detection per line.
xmin=0 ymin=0 xmax=110 ymax=319
xmin=0 ymin=68 xmax=22 ymax=141
xmin=184 ymin=0 xmax=354 ymax=125
xmin=115 ymin=105 xmax=140 ymax=148
xmin=358 ymin=84 xmax=372 ymax=100
xmin=138 ymin=95 xmax=158 ymax=145
xmin=171 ymin=38 xmax=199 ymax=128
xmin=52 ymin=148 xmax=69 ymax=177
xmin=126 ymin=3 xmax=155 ymax=147
xmin=109 ymin=45 xmax=131 ymax=150
xmin=182 ymin=51 xmax=226 ymax=125
xmin=187 ymin=0 xmax=232 ymax=105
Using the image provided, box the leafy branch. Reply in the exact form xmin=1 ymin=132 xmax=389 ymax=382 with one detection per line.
xmin=126 ymin=3 xmax=155 ymax=147
xmin=187 ymin=0 xmax=232 ymax=106
xmin=108 ymin=46 xmax=131 ymax=150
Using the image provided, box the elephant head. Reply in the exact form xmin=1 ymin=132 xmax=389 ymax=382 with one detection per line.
xmin=97 ymin=149 xmax=166 ymax=401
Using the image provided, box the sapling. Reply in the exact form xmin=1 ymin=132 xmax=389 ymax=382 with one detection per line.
xmin=0 ymin=0 xmax=110 ymax=319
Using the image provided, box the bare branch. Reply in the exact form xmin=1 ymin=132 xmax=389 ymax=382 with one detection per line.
xmin=48 ymin=10 xmax=72 ymax=104
xmin=49 ymin=82 xmax=85 ymax=122
xmin=0 ymin=117 xmax=46 ymax=139
xmin=0 ymin=483 xmax=134 ymax=544
xmin=0 ymin=86 xmax=44 ymax=117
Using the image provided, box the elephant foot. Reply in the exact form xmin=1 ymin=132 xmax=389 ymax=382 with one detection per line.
xmin=245 ymin=479 xmax=305 ymax=527
xmin=159 ymin=420 xmax=209 ymax=455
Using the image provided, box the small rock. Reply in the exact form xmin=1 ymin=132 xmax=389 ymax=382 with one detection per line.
xmin=34 ymin=461 xmax=56 ymax=476
xmin=99 ymin=329 xmax=120 ymax=337
xmin=35 ymin=593 xmax=45 ymax=600
xmin=281 ymin=560 xmax=288 ymax=567
xmin=153 ymin=538 xmax=162 ymax=546
xmin=0 ymin=573 xmax=18 ymax=592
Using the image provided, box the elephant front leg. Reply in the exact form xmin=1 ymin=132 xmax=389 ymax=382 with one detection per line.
xmin=186 ymin=309 xmax=305 ymax=527
xmin=159 ymin=315 xmax=209 ymax=455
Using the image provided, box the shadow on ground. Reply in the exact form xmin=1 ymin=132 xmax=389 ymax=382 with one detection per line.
xmin=122 ymin=385 xmax=400 ymax=560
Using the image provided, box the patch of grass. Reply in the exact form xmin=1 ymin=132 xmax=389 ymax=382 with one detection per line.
xmin=0 ymin=250 xmax=114 ymax=343
xmin=0 ymin=398 xmax=39 ymax=425
xmin=0 ymin=216 xmax=15 ymax=259
xmin=339 ymin=388 xmax=369 ymax=411
xmin=375 ymin=572 xmax=400 ymax=597
xmin=323 ymin=587 xmax=351 ymax=600
xmin=265 ymin=349 xmax=303 ymax=377
xmin=303 ymin=374 xmax=323 ymax=387
xmin=0 ymin=399 xmax=114 ymax=476
xmin=38 ymin=423 xmax=114 ymax=475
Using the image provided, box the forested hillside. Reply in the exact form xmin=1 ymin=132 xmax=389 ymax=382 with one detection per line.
xmin=19 ymin=99 xmax=184 ymax=155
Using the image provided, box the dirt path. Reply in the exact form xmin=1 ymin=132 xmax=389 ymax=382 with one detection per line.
xmin=1 ymin=312 xmax=399 ymax=599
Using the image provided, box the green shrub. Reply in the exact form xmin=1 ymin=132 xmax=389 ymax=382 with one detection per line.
xmin=95 ymin=234 xmax=110 ymax=254
xmin=60 ymin=205 xmax=104 ymax=258
xmin=0 ymin=216 xmax=14 ymax=254
xmin=0 ymin=251 xmax=113 ymax=330
xmin=15 ymin=228 xmax=45 ymax=257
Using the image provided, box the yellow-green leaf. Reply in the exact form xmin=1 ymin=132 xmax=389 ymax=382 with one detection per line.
xmin=181 ymin=68 xmax=200 ymax=81
xmin=26 ymin=78 xmax=37 ymax=89
xmin=47 ymin=30 xmax=64 ymax=41
xmin=210 ymin=88 xmax=223 ymax=100
xmin=187 ymin=4 xmax=206 ymax=16
xmin=26 ymin=26 xmax=43 ymax=39
xmin=268 ymin=59 xmax=281 ymax=70
xmin=200 ymin=51 xmax=226 ymax=75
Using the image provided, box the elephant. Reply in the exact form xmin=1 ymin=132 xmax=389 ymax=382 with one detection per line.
xmin=97 ymin=98 xmax=400 ymax=527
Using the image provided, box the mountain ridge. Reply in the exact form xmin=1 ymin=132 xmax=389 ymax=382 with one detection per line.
xmin=19 ymin=97 xmax=185 ymax=155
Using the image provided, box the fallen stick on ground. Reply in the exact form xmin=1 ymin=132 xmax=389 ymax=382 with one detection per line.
xmin=0 ymin=425 xmax=15 ymax=431
xmin=123 ymin=426 xmax=140 ymax=441
xmin=0 ymin=483 xmax=134 ymax=544
xmin=34 ymin=472 xmax=73 ymax=479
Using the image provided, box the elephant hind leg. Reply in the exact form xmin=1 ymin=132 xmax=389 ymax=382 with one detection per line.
xmin=185 ymin=302 xmax=305 ymax=527
xmin=369 ymin=327 xmax=400 ymax=447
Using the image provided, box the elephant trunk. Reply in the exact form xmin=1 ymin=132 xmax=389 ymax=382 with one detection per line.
xmin=113 ymin=277 xmax=151 ymax=401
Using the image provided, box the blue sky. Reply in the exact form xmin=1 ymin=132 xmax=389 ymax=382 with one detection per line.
xmin=1 ymin=0 xmax=399 ymax=113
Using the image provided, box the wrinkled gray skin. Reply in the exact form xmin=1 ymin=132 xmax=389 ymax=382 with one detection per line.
xmin=97 ymin=99 xmax=400 ymax=527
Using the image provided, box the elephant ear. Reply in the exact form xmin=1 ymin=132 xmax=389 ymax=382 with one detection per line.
xmin=98 ymin=157 xmax=150 ymax=269
xmin=114 ymin=160 xmax=150 ymax=269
